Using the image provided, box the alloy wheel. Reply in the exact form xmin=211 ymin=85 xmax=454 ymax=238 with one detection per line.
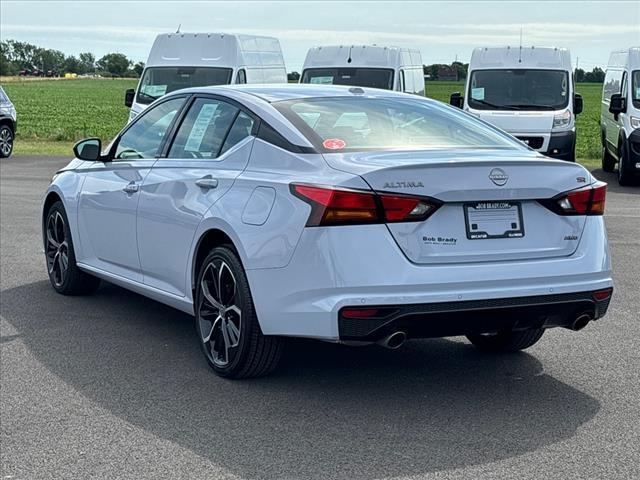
xmin=46 ymin=211 xmax=69 ymax=287
xmin=0 ymin=128 xmax=12 ymax=157
xmin=198 ymin=259 xmax=242 ymax=367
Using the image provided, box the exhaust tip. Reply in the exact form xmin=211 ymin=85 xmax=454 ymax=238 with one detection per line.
xmin=570 ymin=313 xmax=592 ymax=331
xmin=377 ymin=331 xmax=407 ymax=349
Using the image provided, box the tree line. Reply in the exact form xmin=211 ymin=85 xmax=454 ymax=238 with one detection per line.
xmin=1 ymin=39 xmax=608 ymax=82
xmin=0 ymin=40 xmax=144 ymax=77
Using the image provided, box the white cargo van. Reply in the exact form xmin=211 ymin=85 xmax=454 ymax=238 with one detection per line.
xmin=125 ymin=33 xmax=287 ymax=121
xmin=451 ymin=46 xmax=583 ymax=162
xmin=601 ymin=47 xmax=640 ymax=186
xmin=300 ymin=45 xmax=425 ymax=95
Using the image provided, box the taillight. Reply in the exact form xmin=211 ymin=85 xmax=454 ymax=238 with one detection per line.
xmin=546 ymin=182 xmax=607 ymax=216
xmin=290 ymin=183 xmax=441 ymax=227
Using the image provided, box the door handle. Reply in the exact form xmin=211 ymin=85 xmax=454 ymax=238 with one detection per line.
xmin=195 ymin=176 xmax=218 ymax=190
xmin=122 ymin=182 xmax=139 ymax=194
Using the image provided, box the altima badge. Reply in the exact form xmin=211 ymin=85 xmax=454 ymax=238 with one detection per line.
xmin=489 ymin=168 xmax=508 ymax=186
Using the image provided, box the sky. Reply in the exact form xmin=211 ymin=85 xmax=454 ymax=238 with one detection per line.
xmin=1 ymin=1 xmax=639 ymax=71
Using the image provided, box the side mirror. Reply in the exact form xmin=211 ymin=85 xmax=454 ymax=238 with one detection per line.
xmin=608 ymin=93 xmax=626 ymax=118
xmin=73 ymin=138 xmax=102 ymax=161
xmin=125 ymin=88 xmax=135 ymax=108
xmin=449 ymin=92 xmax=464 ymax=109
xmin=573 ymin=93 xmax=583 ymax=115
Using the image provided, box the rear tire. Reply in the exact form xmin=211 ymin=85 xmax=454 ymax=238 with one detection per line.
xmin=195 ymin=246 xmax=284 ymax=379
xmin=602 ymin=145 xmax=616 ymax=173
xmin=466 ymin=328 xmax=544 ymax=353
xmin=44 ymin=201 xmax=101 ymax=295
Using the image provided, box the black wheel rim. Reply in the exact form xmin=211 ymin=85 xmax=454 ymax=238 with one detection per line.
xmin=45 ymin=211 xmax=69 ymax=287
xmin=198 ymin=259 xmax=242 ymax=367
xmin=0 ymin=128 xmax=12 ymax=156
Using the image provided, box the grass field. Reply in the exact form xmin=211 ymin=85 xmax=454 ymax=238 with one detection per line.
xmin=1 ymin=78 xmax=603 ymax=167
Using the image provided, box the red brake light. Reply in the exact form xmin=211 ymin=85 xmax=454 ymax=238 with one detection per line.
xmin=554 ymin=182 xmax=607 ymax=216
xmin=291 ymin=184 xmax=380 ymax=226
xmin=291 ymin=184 xmax=441 ymax=226
xmin=592 ymin=288 xmax=613 ymax=301
xmin=341 ymin=308 xmax=380 ymax=318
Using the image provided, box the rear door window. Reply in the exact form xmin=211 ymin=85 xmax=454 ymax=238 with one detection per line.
xmin=168 ymin=98 xmax=239 ymax=159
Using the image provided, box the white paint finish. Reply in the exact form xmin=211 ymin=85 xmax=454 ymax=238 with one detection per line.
xmin=241 ymin=186 xmax=276 ymax=226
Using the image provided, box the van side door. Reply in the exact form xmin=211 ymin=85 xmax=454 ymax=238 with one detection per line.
xmin=136 ymin=95 xmax=256 ymax=297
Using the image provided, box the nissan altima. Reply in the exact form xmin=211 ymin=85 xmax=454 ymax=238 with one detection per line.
xmin=42 ymin=85 xmax=613 ymax=378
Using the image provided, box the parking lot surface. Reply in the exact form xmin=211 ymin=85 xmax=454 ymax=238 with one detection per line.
xmin=1 ymin=156 xmax=639 ymax=480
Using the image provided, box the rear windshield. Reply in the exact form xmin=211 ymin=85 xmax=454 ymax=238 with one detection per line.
xmin=137 ymin=66 xmax=233 ymax=104
xmin=468 ymin=69 xmax=569 ymax=111
xmin=273 ymin=97 xmax=524 ymax=152
xmin=301 ymin=68 xmax=394 ymax=90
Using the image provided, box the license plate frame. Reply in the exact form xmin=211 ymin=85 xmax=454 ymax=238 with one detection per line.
xmin=463 ymin=201 xmax=525 ymax=240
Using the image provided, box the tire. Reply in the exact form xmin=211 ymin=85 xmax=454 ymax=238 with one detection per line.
xmin=195 ymin=246 xmax=284 ymax=379
xmin=602 ymin=145 xmax=616 ymax=173
xmin=466 ymin=328 xmax=544 ymax=353
xmin=617 ymin=139 xmax=638 ymax=186
xmin=44 ymin=201 xmax=101 ymax=295
xmin=0 ymin=125 xmax=14 ymax=158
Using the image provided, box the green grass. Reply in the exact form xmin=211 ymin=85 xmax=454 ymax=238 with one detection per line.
xmin=2 ymin=77 xmax=603 ymax=167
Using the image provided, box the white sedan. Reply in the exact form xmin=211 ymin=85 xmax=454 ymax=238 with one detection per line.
xmin=42 ymin=85 xmax=613 ymax=378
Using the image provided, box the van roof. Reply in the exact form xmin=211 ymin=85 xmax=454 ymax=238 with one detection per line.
xmin=469 ymin=46 xmax=572 ymax=71
xmin=145 ymin=32 xmax=285 ymax=69
xmin=303 ymin=45 xmax=423 ymax=70
xmin=607 ymin=47 xmax=640 ymax=70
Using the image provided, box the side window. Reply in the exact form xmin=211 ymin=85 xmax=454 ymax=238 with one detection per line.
xmin=114 ymin=97 xmax=184 ymax=160
xmin=400 ymin=70 xmax=405 ymax=91
xmin=603 ymin=69 xmax=623 ymax=102
xmin=220 ymin=112 xmax=255 ymax=155
xmin=236 ymin=69 xmax=247 ymax=84
xmin=168 ymin=98 xmax=238 ymax=159
xmin=620 ymin=72 xmax=628 ymax=99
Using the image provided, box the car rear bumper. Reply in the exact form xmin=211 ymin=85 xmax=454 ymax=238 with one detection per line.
xmin=246 ymin=216 xmax=612 ymax=341
xmin=338 ymin=290 xmax=612 ymax=341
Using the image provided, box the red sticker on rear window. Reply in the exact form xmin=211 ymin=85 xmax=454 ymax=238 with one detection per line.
xmin=323 ymin=138 xmax=346 ymax=150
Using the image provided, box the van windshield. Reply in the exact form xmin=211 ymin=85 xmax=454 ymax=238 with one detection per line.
xmin=301 ymin=68 xmax=394 ymax=90
xmin=137 ymin=67 xmax=233 ymax=104
xmin=633 ymin=71 xmax=640 ymax=107
xmin=273 ymin=97 xmax=523 ymax=152
xmin=468 ymin=69 xmax=569 ymax=111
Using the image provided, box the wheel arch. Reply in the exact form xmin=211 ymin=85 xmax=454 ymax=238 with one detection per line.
xmin=190 ymin=227 xmax=243 ymax=296
xmin=0 ymin=117 xmax=14 ymax=132
xmin=42 ymin=191 xmax=64 ymax=241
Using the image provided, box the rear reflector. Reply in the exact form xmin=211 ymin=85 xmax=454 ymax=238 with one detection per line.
xmin=551 ymin=182 xmax=607 ymax=216
xmin=341 ymin=308 xmax=380 ymax=318
xmin=592 ymin=288 xmax=613 ymax=301
xmin=291 ymin=183 xmax=441 ymax=226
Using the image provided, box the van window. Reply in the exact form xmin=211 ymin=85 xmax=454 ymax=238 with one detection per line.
xmin=274 ymin=97 xmax=523 ymax=152
xmin=603 ymin=69 xmax=623 ymax=102
xmin=468 ymin=69 xmax=569 ymax=110
xmin=236 ymin=69 xmax=246 ymax=84
xmin=168 ymin=98 xmax=238 ymax=159
xmin=633 ymin=70 xmax=640 ymax=107
xmin=301 ymin=68 xmax=394 ymax=90
xmin=137 ymin=67 xmax=232 ymax=105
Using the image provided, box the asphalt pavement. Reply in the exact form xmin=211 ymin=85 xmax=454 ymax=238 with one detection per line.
xmin=1 ymin=156 xmax=639 ymax=480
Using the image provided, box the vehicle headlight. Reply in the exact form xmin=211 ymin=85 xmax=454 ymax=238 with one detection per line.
xmin=631 ymin=116 xmax=640 ymax=129
xmin=553 ymin=109 xmax=572 ymax=129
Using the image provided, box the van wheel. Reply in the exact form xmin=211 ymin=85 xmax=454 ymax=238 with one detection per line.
xmin=44 ymin=201 xmax=101 ymax=295
xmin=195 ymin=246 xmax=284 ymax=379
xmin=602 ymin=145 xmax=616 ymax=173
xmin=466 ymin=328 xmax=544 ymax=352
xmin=617 ymin=140 xmax=637 ymax=186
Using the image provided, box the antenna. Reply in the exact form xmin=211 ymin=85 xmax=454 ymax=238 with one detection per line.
xmin=176 ymin=24 xmax=181 ymax=34
xmin=518 ymin=26 xmax=523 ymax=63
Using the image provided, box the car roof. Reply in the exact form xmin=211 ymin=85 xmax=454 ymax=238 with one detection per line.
xmin=172 ymin=83 xmax=416 ymax=103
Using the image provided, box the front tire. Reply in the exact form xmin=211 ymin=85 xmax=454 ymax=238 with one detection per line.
xmin=466 ymin=328 xmax=544 ymax=353
xmin=617 ymin=140 xmax=638 ymax=186
xmin=0 ymin=125 xmax=14 ymax=158
xmin=195 ymin=246 xmax=284 ymax=379
xmin=44 ymin=201 xmax=101 ymax=295
xmin=602 ymin=145 xmax=616 ymax=173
